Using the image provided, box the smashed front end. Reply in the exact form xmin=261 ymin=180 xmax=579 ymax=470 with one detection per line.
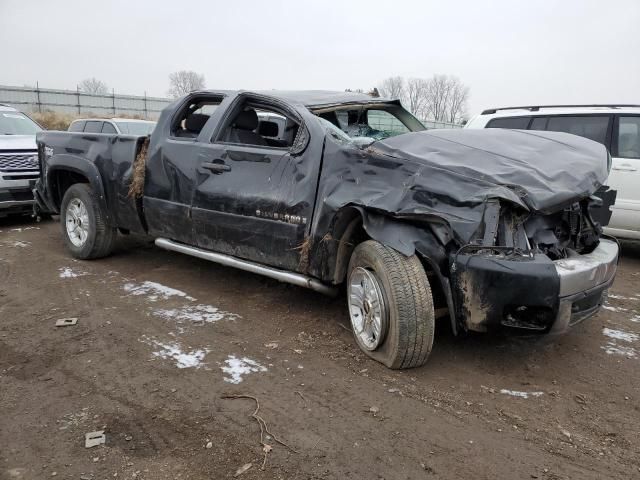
xmin=313 ymin=126 xmax=619 ymax=335
xmin=450 ymin=197 xmax=618 ymax=333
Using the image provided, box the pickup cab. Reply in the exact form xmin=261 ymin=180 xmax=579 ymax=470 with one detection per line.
xmin=35 ymin=90 xmax=619 ymax=369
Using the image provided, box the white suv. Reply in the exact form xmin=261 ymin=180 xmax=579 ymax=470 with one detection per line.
xmin=466 ymin=105 xmax=640 ymax=239
xmin=0 ymin=104 xmax=42 ymax=217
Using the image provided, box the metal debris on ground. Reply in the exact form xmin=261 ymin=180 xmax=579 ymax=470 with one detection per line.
xmin=85 ymin=430 xmax=106 ymax=448
xmin=55 ymin=318 xmax=78 ymax=327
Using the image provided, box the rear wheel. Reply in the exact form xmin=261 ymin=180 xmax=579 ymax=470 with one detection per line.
xmin=347 ymin=240 xmax=435 ymax=369
xmin=60 ymin=183 xmax=117 ymax=259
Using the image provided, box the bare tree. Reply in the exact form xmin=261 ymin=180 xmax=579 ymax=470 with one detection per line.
xmin=377 ymin=76 xmax=405 ymax=101
xmin=446 ymin=77 xmax=469 ymax=124
xmin=79 ymin=77 xmax=108 ymax=95
xmin=424 ymin=74 xmax=468 ymax=124
xmin=167 ymin=70 xmax=206 ymax=98
xmin=404 ymin=78 xmax=429 ymax=118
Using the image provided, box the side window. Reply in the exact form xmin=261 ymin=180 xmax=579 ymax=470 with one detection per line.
xmin=545 ymin=116 xmax=610 ymax=145
xmin=217 ymin=100 xmax=300 ymax=149
xmin=486 ymin=117 xmax=531 ymax=129
xmin=615 ymin=116 xmax=640 ymax=159
xmin=367 ymin=110 xmax=410 ymax=135
xmin=69 ymin=121 xmax=85 ymax=132
xmin=101 ymin=122 xmax=117 ymax=134
xmin=84 ymin=121 xmax=103 ymax=133
xmin=529 ymin=117 xmax=548 ymax=130
xmin=171 ymin=96 xmax=223 ymax=139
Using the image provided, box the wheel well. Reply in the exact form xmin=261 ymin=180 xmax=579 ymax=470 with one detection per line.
xmin=416 ymin=255 xmax=450 ymax=321
xmin=50 ymin=170 xmax=89 ymax=209
xmin=330 ymin=208 xmax=370 ymax=285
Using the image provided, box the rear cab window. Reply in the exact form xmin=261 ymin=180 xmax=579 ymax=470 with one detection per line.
xmin=171 ymin=96 xmax=224 ymax=139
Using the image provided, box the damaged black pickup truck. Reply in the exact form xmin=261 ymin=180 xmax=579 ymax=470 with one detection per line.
xmin=35 ymin=90 xmax=619 ymax=369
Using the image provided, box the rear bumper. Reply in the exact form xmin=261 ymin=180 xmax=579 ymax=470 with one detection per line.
xmin=450 ymin=239 xmax=619 ymax=333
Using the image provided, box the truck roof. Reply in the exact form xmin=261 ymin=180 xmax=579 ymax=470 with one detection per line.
xmin=191 ymin=89 xmax=398 ymax=108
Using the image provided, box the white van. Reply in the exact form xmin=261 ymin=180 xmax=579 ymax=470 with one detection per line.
xmin=466 ymin=105 xmax=640 ymax=239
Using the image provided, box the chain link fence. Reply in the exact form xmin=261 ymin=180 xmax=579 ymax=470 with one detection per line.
xmin=0 ymin=84 xmax=171 ymax=119
xmin=0 ymin=84 xmax=463 ymax=128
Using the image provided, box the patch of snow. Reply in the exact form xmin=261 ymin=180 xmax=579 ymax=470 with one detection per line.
xmin=602 ymin=305 xmax=628 ymax=313
xmin=608 ymin=293 xmax=637 ymax=301
xmin=141 ymin=336 xmax=209 ymax=368
xmin=603 ymin=328 xmax=638 ymax=343
xmin=123 ymin=281 xmax=196 ymax=302
xmin=153 ymin=304 xmax=238 ymax=324
xmin=10 ymin=226 xmax=39 ymax=232
xmin=499 ymin=389 xmax=544 ymax=399
xmin=7 ymin=241 xmax=30 ymax=248
xmin=221 ymin=355 xmax=267 ymax=384
xmin=59 ymin=266 xmax=88 ymax=278
xmin=631 ymin=315 xmax=640 ymax=324
xmin=602 ymin=343 xmax=637 ymax=358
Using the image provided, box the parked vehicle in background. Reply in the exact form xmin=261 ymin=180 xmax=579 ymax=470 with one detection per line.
xmin=0 ymin=104 xmax=42 ymax=217
xmin=35 ymin=91 xmax=618 ymax=369
xmin=466 ymin=105 xmax=640 ymax=239
xmin=68 ymin=118 xmax=156 ymax=135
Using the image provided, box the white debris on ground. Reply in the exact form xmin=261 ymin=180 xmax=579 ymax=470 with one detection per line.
xmin=123 ymin=280 xmax=196 ymax=302
xmin=141 ymin=336 xmax=210 ymax=369
xmin=58 ymin=266 xmax=89 ymax=278
xmin=499 ymin=389 xmax=544 ymax=399
xmin=221 ymin=355 xmax=267 ymax=384
xmin=153 ymin=304 xmax=239 ymax=324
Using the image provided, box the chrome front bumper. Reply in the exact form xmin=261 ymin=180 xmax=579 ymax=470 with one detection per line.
xmin=550 ymin=239 xmax=619 ymax=333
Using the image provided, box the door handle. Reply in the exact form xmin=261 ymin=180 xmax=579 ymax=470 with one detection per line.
xmin=201 ymin=161 xmax=231 ymax=173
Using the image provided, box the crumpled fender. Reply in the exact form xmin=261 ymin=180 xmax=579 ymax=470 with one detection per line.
xmin=357 ymin=208 xmax=459 ymax=334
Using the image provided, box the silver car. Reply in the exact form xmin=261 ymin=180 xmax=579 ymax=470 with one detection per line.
xmin=0 ymin=104 xmax=41 ymax=217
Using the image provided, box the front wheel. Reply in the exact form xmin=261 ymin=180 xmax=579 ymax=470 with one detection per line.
xmin=347 ymin=240 xmax=435 ymax=369
xmin=60 ymin=183 xmax=117 ymax=259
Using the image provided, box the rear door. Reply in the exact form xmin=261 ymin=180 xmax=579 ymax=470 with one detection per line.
xmin=608 ymin=115 xmax=640 ymax=233
xmin=190 ymin=94 xmax=320 ymax=271
xmin=143 ymin=94 xmax=225 ymax=245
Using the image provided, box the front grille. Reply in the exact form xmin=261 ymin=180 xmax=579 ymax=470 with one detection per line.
xmin=0 ymin=152 xmax=39 ymax=172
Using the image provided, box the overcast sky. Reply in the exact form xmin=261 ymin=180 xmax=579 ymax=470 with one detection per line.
xmin=1 ymin=0 xmax=638 ymax=117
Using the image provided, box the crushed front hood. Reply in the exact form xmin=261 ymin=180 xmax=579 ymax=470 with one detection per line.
xmin=313 ymin=127 xmax=610 ymax=247
xmin=371 ymin=128 xmax=609 ymax=213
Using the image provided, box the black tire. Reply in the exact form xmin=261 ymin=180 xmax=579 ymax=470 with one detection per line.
xmin=347 ymin=240 xmax=435 ymax=369
xmin=60 ymin=183 xmax=117 ymax=259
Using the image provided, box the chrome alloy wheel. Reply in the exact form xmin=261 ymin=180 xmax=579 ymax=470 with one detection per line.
xmin=348 ymin=267 xmax=388 ymax=350
xmin=65 ymin=198 xmax=90 ymax=247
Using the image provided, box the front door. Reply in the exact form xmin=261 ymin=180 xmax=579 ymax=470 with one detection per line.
xmin=191 ymin=96 xmax=320 ymax=272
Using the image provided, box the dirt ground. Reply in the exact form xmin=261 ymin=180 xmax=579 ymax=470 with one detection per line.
xmin=1 ymin=217 xmax=639 ymax=480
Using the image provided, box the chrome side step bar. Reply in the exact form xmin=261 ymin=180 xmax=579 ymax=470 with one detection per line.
xmin=155 ymin=238 xmax=337 ymax=296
